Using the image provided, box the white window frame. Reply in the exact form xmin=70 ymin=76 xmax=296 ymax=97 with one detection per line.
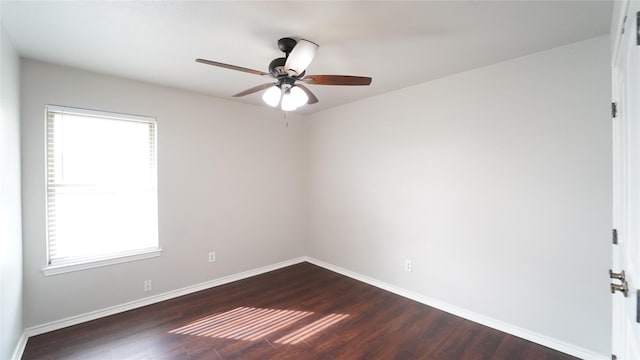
xmin=42 ymin=105 xmax=161 ymax=276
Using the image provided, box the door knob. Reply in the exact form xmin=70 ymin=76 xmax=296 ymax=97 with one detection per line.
xmin=611 ymin=281 xmax=629 ymax=297
xmin=610 ymin=269 xmax=626 ymax=282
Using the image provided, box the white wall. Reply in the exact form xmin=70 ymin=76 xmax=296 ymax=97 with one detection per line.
xmin=305 ymin=36 xmax=612 ymax=356
xmin=20 ymin=60 xmax=306 ymax=327
xmin=0 ymin=25 xmax=24 ymax=360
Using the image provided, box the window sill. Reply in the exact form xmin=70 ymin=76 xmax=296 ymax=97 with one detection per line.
xmin=42 ymin=248 xmax=163 ymax=276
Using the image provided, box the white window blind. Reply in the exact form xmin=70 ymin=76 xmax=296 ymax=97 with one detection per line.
xmin=45 ymin=105 xmax=159 ymax=268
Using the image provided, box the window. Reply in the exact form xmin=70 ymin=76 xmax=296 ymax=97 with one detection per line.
xmin=44 ymin=105 xmax=160 ymax=275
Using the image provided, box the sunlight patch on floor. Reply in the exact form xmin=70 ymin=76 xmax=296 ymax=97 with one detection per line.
xmin=274 ymin=313 xmax=350 ymax=344
xmin=169 ymin=307 xmax=348 ymax=344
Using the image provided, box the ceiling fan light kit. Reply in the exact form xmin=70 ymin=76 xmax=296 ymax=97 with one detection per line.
xmin=262 ymin=86 xmax=281 ymax=107
xmin=262 ymin=84 xmax=308 ymax=111
xmin=282 ymin=86 xmax=309 ymax=111
xmin=281 ymin=90 xmax=298 ymax=111
xmin=196 ymin=37 xmax=372 ymax=111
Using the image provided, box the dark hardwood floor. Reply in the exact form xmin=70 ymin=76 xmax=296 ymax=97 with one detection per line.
xmin=22 ymin=262 xmax=578 ymax=360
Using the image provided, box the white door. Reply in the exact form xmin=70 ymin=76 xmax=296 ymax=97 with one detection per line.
xmin=612 ymin=1 xmax=640 ymax=359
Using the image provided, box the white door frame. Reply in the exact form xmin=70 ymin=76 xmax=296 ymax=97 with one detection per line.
xmin=611 ymin=1 xmax=640 ymax=359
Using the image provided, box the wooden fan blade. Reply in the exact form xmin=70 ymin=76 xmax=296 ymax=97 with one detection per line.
xmin=196 ymin=58 xmax=273 ymax=78
xmin=233 ymin=83 xmax=275 ymax=97
xmin=302 ymin=75 xmax=372 ymax=86
xmin=296 ymin=84 xmax=319 ymax=104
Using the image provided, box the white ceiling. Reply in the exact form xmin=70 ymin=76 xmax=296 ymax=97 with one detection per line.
xmin=1 ymin=1 xmax=612 ymax=114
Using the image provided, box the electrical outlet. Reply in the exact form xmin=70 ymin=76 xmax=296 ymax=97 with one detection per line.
xmin=143 ymin=280 xmax=152 ymax=292
xmin=404 ymin=260 xmax=412 ymax=272
xmin=208 ymin=251 xmax=216 ymax=263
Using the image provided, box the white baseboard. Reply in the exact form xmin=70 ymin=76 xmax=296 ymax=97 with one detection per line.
xmin=24 ymin=257 xmax=307 ymax=337
xmin=304 ymin=257 xmax=608 ymax=360
xmin=11 ymin=332 xmax=28 ymax=360
xmin=20 ymin=256 xmax=607 ymax=360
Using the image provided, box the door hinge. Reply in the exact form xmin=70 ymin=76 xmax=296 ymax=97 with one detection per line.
xmin=636 ymin=11 xmax=639 ymax=45
xmin=612 ymin=102 xmax=618 ymax=118
xmin=613 ymin=228 xmax=618 ymax=245
xmin=636 ymin=289 xmax=640 ymax=324
xmin=637 ymin=289 xmax=640 ymax=323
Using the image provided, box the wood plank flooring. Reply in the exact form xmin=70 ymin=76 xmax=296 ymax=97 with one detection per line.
xmin=22 ymin=262 xmax=578 ymax=360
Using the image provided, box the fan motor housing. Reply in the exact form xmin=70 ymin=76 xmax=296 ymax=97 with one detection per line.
xmin=268 ymin=57 xmax=287 ymax=77
xmin=277 ymin=37 xmax=297 ymax=54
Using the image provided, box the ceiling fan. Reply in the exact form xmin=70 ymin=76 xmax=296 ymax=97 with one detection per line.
xmin=196 ymin=37 xmax=372 ymax=111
